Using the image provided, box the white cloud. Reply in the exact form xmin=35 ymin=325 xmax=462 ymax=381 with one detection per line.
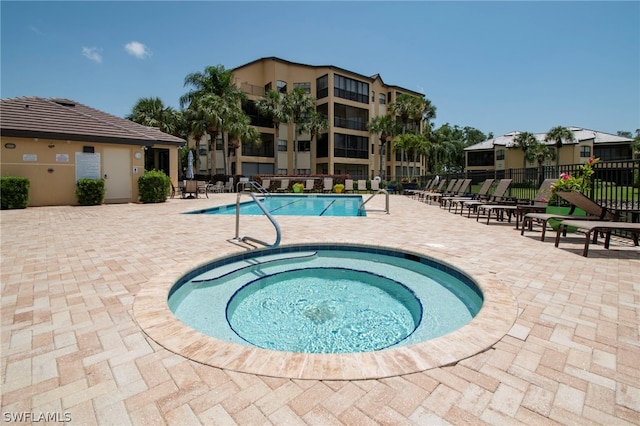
xmin=28 ymin=25 xmax=44 ymax=35
xmin=82 ymin=47 xmax=103 ymax=63
xmin=124 ymin=41 xmax=151 ymax=59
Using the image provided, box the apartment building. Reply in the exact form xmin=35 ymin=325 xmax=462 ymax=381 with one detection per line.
xmin=193 ymin=57 xmax=425 ymax=180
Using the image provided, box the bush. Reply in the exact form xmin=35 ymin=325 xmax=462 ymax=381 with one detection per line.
xmin=138 ymin=170 xmax=170 ymax=203
xmin=1 ymin=177 xmax=30 ymax=209
xmin=75 ymin=178 xmax=105 ymax=206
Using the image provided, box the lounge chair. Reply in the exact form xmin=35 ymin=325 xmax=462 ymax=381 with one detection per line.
xmin=439 ymin=179 xmax=472 ymax=209
xmin=521 ymin=190 xmax=616 ymax=241
xmin=342 ymin=179 xmax=352 ymax=193
xmin=224 ymin=180 xmax=234 ymax=193
xmin=304 ymin=179 xmax=315 ymax=192
xmin=409 ymin=179 xmax=432 ymax=199
xmin=425 ymin=179 xmax=457 ymax=204
xmin=464 ymin=179 xmax=512 ymax=218
xmin=448 ymin=179 xmax=495 ymax=214
xmin=418 ymin=179 xmax=446 ymax=202
xmin=276 ymin=179 xmax=290 ymax=192
xmin=323 ymin=178 xmax=333 ymax=193
xmin=357 ymin=180 xmax=367 ymax=193
xmin=261 ymin=179 xmax=271 ymax=192
xmin=554 ymin=220 xmax=640 ymax=257
xmin=371 ymin=179 xmax=380 ymax=191
xmin=210 ymin=181 xmax=224 ymax=193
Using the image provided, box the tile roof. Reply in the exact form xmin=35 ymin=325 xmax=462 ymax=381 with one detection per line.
xmin=465 ymin=127 xmax=632 ymax=151
xmin=0 ymin=96 xmax=185 ymax=146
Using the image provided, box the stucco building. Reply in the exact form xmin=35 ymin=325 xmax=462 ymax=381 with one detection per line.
xmin=1 ymin=97 xmax=185 ymax=206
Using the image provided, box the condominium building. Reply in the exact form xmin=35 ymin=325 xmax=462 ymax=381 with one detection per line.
xmin=192 ymin=57 xmax=425 ymax=180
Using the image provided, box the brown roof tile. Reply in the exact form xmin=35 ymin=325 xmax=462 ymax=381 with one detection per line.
xmin=0 ymin=96 xmax=185 ymax=146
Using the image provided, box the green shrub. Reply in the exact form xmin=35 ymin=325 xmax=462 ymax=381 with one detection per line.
xmin=138 ymin=170 xmax=170 ymax=203
xmin=75 ymin=178 xmax=105 ymax=205
xmin=1 ymin=177 xmax=30 ymax=209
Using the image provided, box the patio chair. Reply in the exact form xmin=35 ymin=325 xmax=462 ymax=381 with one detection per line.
xmin=276 ymin=179 xmax=290 ymax=192
xmin=357 ymin=179 xmax=368 ymax=193
xmin=439 ymin=179 xmax=472 ymax=209
xmin=521 ymin=190 xmax=617 ymax=241
xmin=418 ymin=178 xmax=445 ymax=202
xmin=323 ymin=178 xmax=333 ymax=193
xmin=371 ymin=179 xmax=380 ymax=191
xmin=224 ymin=180 xmax=234 ymax=193
xmin=261 ymin=179 xmax=271 ymax=192
xmin=210 ymin=181 xmax=224 ymax=193
xmin=476 ymin=178 xmax=554 ymax=224
xmin=554 ymin=219 xmax=640 ymax=257
xmin=304 ymin=179 xmax=315 ymax=192
xmin=425 ymin=179 xmax=457 ymax=204
xmin=197 ymin=181 xmax=209 ymax=198
xmin=409 ymin=179 xmax=432 ymax=199
xmin=183 ymin=180 xmax=198 ymax=198
xmin=448 ymin=179 xmax=495 ymax=214
xmin=344 ymin=179 xmax=354 ymax=193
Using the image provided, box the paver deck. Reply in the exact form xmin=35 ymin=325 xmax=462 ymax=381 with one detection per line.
xmin=1 ymin=194 xmax=638 ymax=425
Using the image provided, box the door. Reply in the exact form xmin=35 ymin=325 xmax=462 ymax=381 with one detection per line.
xmin=104 ymin=147 xmax=132 ymax=202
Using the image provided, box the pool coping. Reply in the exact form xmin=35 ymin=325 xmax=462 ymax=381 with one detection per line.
xmin=133 ymin=242 xmax=518 ymax=380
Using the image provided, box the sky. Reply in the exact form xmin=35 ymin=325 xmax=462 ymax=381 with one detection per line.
xmin=2 ymin=1 xmax=639 ymax=138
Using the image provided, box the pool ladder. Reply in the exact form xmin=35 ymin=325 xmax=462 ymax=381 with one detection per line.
xmin=234 ymin=182 xmax=281 ymax=248
xmin=358 ymin=189 xmax=390 ymax=214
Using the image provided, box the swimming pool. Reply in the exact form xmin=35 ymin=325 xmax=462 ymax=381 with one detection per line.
xmin=187 ymin=195 xmax=366 ymax=217
xmin=168 ymin=245 xmax=483 ymax=354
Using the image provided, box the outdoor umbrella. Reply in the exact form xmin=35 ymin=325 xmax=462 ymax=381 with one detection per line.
xmin=186 ymin=150 xmax=194 ymax=180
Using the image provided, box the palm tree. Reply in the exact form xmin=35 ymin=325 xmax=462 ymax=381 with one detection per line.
xmin=283 ymin=87 xmax=315 ymax=174
xmin=389 ymin=94 xmax=425 ymax=179
xmin=545 ymin=126 xmax=575 ymax=172
xmin=256 ymin=90 xmax=288 ymax=173
xmin=513 ymin=132 xmax=539 ymax=170
xmin=126 ymin=97 xmax=179 ymax=136
xmin=300 ymin=109 xmax=328 ymax=175
xmin=368 ymin=115 xmax=399 ymax=179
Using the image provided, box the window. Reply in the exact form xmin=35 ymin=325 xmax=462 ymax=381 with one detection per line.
xmin=277 ymin=80 xmax=287 ymax=94
xmin=467 ymin=151 xmax=494 ymax=167
xmin=215 ymin=137 xmax=223 ymax=151
xmin=371 ymin=91 xmax=375 ymax=103
xmin=379 ymin=93 xmax=386 ymax=105
xmin=293 ymin=82 xmax=311 ymax=94
xmin=242 ymin=99 xmax=272 ymax=128
xmin=198 ymin=145 xmax=207 ymax=156
xmin=241 ymin=133 xmax=274 ymax=157
xmin=579 ymin=146 xmax=591 ymax=157
xmin=316 ymin=75 xmax=328 ymax=99
xmin=317 ymin=103 xmax=328 ymax=120
xmin=496 ymin=149 xmax=505 ymax=160
xmin=333 ymin=103 xmax=369 ymax=131
xmin=333 ymin=74 xmax=369 ymax=104
xmin=316 ymin=133 xmax=328 ymax=158
xmin=334 ymin=133 xmax=369 ymax=159
xmin=277 ymin=140 xmax=287 ymax=152
xmin=264 ymin=82 xmax=272 ymax=92
xmin=298 ymin=140 xmax=310 ymax=152
xmin=387 ymin=92 xmax=392 ymax=104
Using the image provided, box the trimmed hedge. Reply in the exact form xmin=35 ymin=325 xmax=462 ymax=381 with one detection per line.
xmin=76 ymin=178 xmax=106 ymax=205
xmin=138 ymin=170 xmax=171 ymax=203
xmin=1 ymin=177 xmax=30 ymax=209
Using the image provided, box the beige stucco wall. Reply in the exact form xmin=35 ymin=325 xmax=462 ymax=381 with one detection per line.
xmin=1 ymin=136 xmax=179 ymax=206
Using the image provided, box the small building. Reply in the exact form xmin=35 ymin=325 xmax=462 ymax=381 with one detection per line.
xmin=465 ymin=127 xmax=634 ymax=172
xmin=1 ymin=97 xmax=185 ymax=206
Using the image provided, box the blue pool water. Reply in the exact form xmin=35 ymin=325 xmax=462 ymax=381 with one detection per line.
xmin=168 ymin=245 xmax=483 ymax=354
xmin=187 ymin=195 xmax=365 ymax=217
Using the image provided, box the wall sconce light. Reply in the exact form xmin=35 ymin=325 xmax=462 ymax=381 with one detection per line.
xmin=48 ymin=144 xmax=55 ymax=149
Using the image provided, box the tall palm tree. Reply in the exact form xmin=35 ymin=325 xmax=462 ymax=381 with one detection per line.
xmin=256 ymin=89 xmax=288 ymax=173
xmin=126 ymin=97 xmax=179 ymax=136
xmin=545 ymin=126 xmax=575 ymax=172
xmin=283 ymin=87 xmax=315 ymax=174
xmin=389 ymin=94 xmax=425 ymax=179
xmin=368 ymin=115 xmax=399 ymax=178
xmin=513 ymin=132 xmax=539 ymax=170
xmin=300 ymin=109 xmax=328 ymax=175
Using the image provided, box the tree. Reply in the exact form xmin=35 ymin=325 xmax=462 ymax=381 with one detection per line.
xmin=256 ymin=90 xmax=288 ymax=173
xmin=283 ymin=87 xmax=315 ymax=174
xmin=300 ymin=109 xmax=328 ymax=175
xmin=513 ymin=132 xmax=539 ymax=169
xmin=389 ymin=94 xmax=425 ymax=178
xmin=545 ymin=126 xmax=575 ymax=172
xmin=126 ymin=97 xmax=180 ymax=136
xmin=368 ymin=115 xmax=400 ymax=178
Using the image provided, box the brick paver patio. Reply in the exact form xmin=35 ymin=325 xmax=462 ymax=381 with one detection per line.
xmin=1 ymin=193 xmax=638 ymax=425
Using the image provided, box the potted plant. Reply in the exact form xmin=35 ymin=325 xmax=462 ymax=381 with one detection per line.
xmin=292 ymin=182 xmax=304 ymax=193
xmin=333 ymin=183 xmax=345 ymax=193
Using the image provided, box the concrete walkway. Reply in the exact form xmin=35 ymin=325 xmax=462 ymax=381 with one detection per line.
xmin=1 ymin=194 xmax=638 ymax=425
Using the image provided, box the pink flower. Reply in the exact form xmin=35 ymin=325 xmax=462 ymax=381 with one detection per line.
xmin=540 ymin=197 xmax=547 ymax=203
xmin=588 ymin=158 xmax=594 ymax=164
xmin=560 ymin=173 xmax=570 ymax=180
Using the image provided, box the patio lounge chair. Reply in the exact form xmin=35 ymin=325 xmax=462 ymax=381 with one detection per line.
xmin=276 ymin=179 xmax=290 ymax=192
xmin=261 ymin=179 xmax=271 ymax=192
xmin=371 ymin=179 xmax=380 ymax=191
xmin=521 ymin=190 xmax=616 ymax=241
xmin=448 ymin=179 xmax=495 ymax=214
xmin=462 ymin=179 xmax=512 ymax=218
xmin=357 ymin=180 xmax=368 ymax=193
xmin=476 ymin=179 xmax=558 ymax=225
xmin=425 ymin=179 xmax=457 ymax=204
xmin=418 ymin=179 xmax=446 ymax=202
xmin=439 ymin=179 xmax=472 ymax=209
xmin=304 ymin=179 xmax=315 ymax=192
xmin=408 ymin=179 xmax=432 ymax=199
xmin=554 ymin=220 xmax=640 ymax=257
xmin=323 ymin=178 xmax=333 ymax=193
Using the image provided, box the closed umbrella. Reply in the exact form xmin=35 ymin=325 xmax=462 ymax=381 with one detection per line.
xmin=186 ymin=150 xmax=194 ymax=180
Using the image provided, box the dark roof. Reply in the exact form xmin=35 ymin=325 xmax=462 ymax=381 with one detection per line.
xmin=0 ymin=96 xmax=185 ymax=147
xmin=233 ymin=57 xmax=424 ymax=97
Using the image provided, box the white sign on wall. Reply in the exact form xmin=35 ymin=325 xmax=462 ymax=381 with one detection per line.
xmin=75 ymin=152 xmax=101 ymax=181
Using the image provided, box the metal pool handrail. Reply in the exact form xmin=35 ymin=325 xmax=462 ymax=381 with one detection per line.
xmin=234 ymin=190 xmax=281 ymax=248
xmin=236 ymin=180 xmax=270 ymax=196
xmin=359 ymin=189 xmax=390 ymax=214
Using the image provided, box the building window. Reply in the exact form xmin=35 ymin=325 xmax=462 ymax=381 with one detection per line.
xmin=264 ymin=82 xmax=272 ymax=92
xmin=334 ymin=133 xmax=369 ymax=159
xmin=316 ymin=133 xmax=328 ymax=158
xmin=580 ymin=146 xmax=591 ymax=157
xmin=496 ymin=149 xmax=505 ymax=160
xmin=316 ymin=75 xmax=328 ymax=99
xmin=277 ymin=140 xmax=287 ymax=152
xmin=198 ymin=145 xmax=207 ymax=156
xmin=379 ymin=94 xmax=386 ymax=105
xmin=215 ymin=137 xmax=223 ymax=151
xmin=333 ymin=74 xmax=369 ymax=104
xmin=333 ymin=103 xmax=369 ymax=131
xmin=242 ymin=99 xmax=272 ymax=128
xmin=467 ymin=151 xmax=494 ymax=167
xmin=242 ymin=133 xmax=274 ymax=157
xmin=387 ymin=92 xmax=392 ymax=104
xmin=293 ymin=82 xmax=311 ymax=93
xmin=277 ymin=80 xmax=287 ymax=94
xmin=277 ymin=169 xmax=288 ymax=175
xmin=298 ymin=140 xmax=311 ymax=152
xmin=371 ymin=91 xmax=375 ymax=103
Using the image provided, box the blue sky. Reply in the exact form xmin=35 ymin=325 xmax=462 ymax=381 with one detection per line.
xmin=2 ymin=1 xmax=638 ymax=137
